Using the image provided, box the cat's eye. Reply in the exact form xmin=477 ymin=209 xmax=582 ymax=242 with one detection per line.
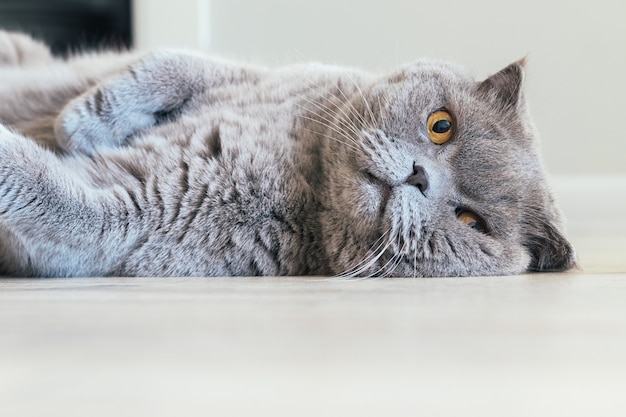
xmin=457 ymin=210 xmax=488 ymax=234
xmin=427 ymin=110 xmax=454 ymax=144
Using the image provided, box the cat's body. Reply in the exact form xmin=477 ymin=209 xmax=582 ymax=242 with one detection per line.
xmin=0 ymin=31 xmax=575 ymax=277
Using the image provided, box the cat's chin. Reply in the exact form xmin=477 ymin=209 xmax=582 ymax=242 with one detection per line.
xmin=380 ymin=248 xmax=530 ymax=278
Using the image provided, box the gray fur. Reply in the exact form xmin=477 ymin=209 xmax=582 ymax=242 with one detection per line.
xmin=0 ymin=30 xmax=575 ymax=277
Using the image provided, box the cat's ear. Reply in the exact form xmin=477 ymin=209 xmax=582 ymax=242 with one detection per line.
xmin=477 ymin=58 xmax=527 ymax=112
xmin=524 ymin=212 xmax=577 ymax=272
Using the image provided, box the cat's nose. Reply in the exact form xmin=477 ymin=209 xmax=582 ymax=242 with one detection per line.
xmin=406 ymin=163 xmax=429 ymax=194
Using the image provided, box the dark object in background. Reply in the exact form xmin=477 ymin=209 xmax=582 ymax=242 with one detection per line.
xmin=0 ymin=0 xmax=132 ymax=56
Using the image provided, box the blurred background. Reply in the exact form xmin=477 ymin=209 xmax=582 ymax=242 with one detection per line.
xmin=0 ymin=0 xmax=131 ymax=53
xmin=1 ymin=0 xmax=625 ymax=246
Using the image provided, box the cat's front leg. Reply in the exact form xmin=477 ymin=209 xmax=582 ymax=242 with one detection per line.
xmin=0 ymin=124 xmax=142 ymax=276
xmin=0 ymin=30 xmax=53 ymax=66
xmin=55 ymin=51 xmax=258 ymax=155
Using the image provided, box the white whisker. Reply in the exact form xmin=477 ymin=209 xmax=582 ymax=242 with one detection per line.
xmin=377 ymin=234 xmax=404 ymax=277
xmin=413 ymin=244 xmax=418 ymax=279
xmin=331 ymin=229 xmax=393 ymax=280
xmin=296 ymin=89 xmax=366 ymax=141
xmin=294 ymin=102 xmax=362 ymax=146
xmin=325 ymin=80 xmax=370 ymax=130
xmin=299 ymin=127 xmax=361 ymax=152
xmin=301 ymin=79 xmax=368 ymax=128
xmin=348 ymin=77 xmax=377 ymax=129
xmin=297 ymin=124 xmax=361 ymax=153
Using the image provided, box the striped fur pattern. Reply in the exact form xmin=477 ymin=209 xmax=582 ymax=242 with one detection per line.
xmin=0 ymin=31 xmax=575 ymax=277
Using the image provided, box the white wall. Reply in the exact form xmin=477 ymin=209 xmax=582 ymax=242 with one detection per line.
xmin=133 ymin=0 xmax=211 ymax=51
xmin=134 ymin=0 xmax=626 ymax=176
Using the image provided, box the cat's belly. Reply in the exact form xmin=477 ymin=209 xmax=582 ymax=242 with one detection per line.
xmin=92 ymin=118 xmax=326 ymax=277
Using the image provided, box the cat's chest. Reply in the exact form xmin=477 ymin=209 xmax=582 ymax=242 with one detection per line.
xmin=114 ymin=119 xmax=323 ymax=275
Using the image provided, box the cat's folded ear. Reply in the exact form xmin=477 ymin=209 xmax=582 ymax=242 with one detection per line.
xmin=477 ymin=58 xmax=527 ymax=112
xmin=523 ymin=211 xmax=577 ymax=272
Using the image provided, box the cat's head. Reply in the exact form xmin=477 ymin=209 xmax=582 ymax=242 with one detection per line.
xmin=319 ymin=59 xmax=576 ymax=277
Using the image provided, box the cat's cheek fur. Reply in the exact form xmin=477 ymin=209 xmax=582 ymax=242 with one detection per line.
xmin=346 ymin=175 xmax=390 ymax=229
xmin=382 ymin=186 xmax=531 ymax=277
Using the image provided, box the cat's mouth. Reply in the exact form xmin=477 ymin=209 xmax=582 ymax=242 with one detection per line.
xmin=363 ymin=169 xmax=387 ymax=186
xmin=362 ymin=170 xmax=392 ymax=204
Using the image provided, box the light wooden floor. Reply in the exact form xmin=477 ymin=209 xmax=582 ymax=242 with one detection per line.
xmin=1 ymin=178 xmax=625 ymax=417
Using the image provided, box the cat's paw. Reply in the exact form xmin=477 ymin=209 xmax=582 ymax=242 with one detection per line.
xmin=54 ymin=84 xmax=159 ymax=155
xmin=54 ymin=100 xmax=102 ymax=155
xmin=54 ymin=51 xmax=207 ymax=155
xmin=0 ymin=31 xmax=53 ymax=67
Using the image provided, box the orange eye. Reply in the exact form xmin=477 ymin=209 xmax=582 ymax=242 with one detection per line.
xmin=427 ymin=110 xmax=454 ymax=144
xmin=457 ymin=210 xmax=488 ymax=234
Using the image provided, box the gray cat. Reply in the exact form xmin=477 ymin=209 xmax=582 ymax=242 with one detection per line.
xmin=0 ymin=30 xmax=575 ymax=277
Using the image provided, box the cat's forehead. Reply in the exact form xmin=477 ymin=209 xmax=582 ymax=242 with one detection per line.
xmin=390 ymin=60 xmax=476 ymax=92
xmin=385 ymin=59 xmax=534 ymax=147
xmin=381 ymin=60 xmax=489 ymax=124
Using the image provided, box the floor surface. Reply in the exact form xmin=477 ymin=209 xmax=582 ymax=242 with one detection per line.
xmin=1 ymin=178 xmax=625 ymax=416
